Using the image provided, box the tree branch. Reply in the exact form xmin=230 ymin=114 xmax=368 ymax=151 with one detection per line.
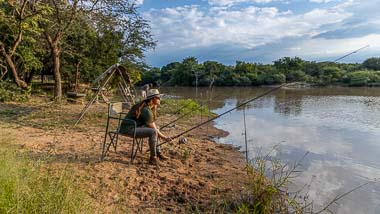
xmin=10 ymin=0 xmax=28 ymax=56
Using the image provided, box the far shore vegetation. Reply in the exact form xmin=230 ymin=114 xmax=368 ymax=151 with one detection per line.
xmin=141 ymin=56 xmax=380 ymax=88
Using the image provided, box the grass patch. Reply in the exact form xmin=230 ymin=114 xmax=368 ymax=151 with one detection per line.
xmin=201 ymin=147 xmax=313 ymax=214
xmin=0 ymin=137 xmax=93 ymax=213
xmin=160 ymin=98 xmax=213 ymax=116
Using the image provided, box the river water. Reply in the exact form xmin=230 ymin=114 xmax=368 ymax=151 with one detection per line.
xmin=161 ymin=86 xmax=380 ymax=213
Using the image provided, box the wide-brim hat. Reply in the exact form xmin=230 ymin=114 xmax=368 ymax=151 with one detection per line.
xmin=145 ymin=89 xmax=161 ymax=100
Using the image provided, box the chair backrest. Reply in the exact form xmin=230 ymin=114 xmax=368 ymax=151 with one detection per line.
xmin=105 ymin=102 xmax=133 ymax=133
xmin=108 ymin=102 xmax=131 ymax=116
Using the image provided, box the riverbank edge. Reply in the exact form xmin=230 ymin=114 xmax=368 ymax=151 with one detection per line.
xmin=0 ymin=98 xmax=252 ymax=212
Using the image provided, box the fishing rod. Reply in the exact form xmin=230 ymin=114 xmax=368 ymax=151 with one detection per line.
xmin=333 ymin=45 xmax=370 ymax=62
xmin=155 ymin=83 xmax=288 ymax=148
xmin=243 ymin=108 xmax=248 ymax=163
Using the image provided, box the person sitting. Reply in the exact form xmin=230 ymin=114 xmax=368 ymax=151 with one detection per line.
xmin=119 ymin=89 xmax=171 ymax=165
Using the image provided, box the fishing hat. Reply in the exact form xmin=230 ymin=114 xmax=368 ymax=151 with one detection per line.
xmin=145 ymin=89 xmax=161 ymax=100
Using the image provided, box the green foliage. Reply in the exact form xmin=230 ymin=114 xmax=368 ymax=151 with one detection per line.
xmin=140 ymin=67 xmax=161 ymax=85
xmin=319 ymin=66 xmax=344 ymax=84
xmin=209 ymin=148 xmax=314 ymax=213
xmin=161 ymin=62 xmax=181 ymax=83
xmin=362 ymin=57 xmax=380 ymax=71
xmin=169 ymin=57 xmax=203 ymax=86
xmin=142 ymin=56 xmax=380 ymax=87
xmin=0 ymin=145 xmax=91 ymax=213
xmin=160 ymin=98 xmax=211 ymax=116
xmin=274 ymin=57 xmax=305 ymax=81
xmin=257 ymin=71 xmax=286 ymax=85
xmin=0 ymin=81 xmax=30 ymax=102
xmin=344 ymin=70 xmax=380 ymax=86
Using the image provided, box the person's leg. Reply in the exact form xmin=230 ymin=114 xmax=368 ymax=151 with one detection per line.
xmin=127 ymin=127 xmax=157 ymax=157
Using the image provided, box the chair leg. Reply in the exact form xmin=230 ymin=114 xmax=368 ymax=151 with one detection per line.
xmin=101 ymin=135 xmax=108 ymax=161
xmin=130 ymin=138 xmax=144 ymax=164
xmin=138 ymin=138 xmax=144 ymax=152
xmin=113 ymin=132 xmax=119 ymax=152
xmin=131 ymin=138 xmax=139 ymax=164
xmin=102 ymin=132 xmax=117 ymax=161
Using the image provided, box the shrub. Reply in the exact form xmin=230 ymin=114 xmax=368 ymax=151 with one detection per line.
xmin=0 ymin=81 xmax=30 ymax=102
xmin=343 ymin=70 xmax=380 ymax=86
xmin=257 ymin=71 xmax=286 ymax=85
xmin=160 ymin=98 xmax=211 ymax=115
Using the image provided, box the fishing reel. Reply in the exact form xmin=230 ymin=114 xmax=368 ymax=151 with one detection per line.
xmin=178 ymin=137 xmax=187 ymax=144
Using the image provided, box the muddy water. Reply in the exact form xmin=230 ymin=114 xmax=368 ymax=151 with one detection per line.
xmin=161 ymin=86 xmax=380 ymax=213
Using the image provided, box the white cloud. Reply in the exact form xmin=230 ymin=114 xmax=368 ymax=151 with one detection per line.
xmin=309 ymin=0 xmax=334 ymax=3
xmin=144 ymin=5 xmax=351 ymax=50
xmin=134 ymin=0 xmax=144 ymax=6
xmin=143 ymin=0 xmax=380 ymax=66
xmin=289 ymin=34 xmax=380 ymax=60
xmin=208 ymin=0 xmax=274 ymax=6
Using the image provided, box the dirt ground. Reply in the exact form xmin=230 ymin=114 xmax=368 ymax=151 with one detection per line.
xmin=0 ymin=97 xmax=248 ymax=213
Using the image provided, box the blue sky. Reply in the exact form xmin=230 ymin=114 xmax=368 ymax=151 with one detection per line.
xmin=136 ymin=0 xmax=380 ymax=67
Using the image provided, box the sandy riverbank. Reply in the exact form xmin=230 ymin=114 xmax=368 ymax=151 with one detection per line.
xmin=0 ymin=98 xmax=248 ymax=212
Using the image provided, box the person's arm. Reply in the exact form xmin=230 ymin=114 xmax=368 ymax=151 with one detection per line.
xmin=146 ymin=122 xmax=171 ymax=141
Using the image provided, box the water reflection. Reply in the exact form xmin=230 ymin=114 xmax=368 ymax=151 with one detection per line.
xmin=161 ymin=86 xmax=380 ymax=213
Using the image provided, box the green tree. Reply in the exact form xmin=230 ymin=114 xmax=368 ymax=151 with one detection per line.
xmin=40 ymin=0 xmax=155 ymax=99
xmin=202 ymin=60 xmax=224 ymax=87
xmin=257 ymin=70 xmax=286 ymax=85
xmin=172 ymin=57 xmax=202 ymax=86
xmin=0 ymin=0 xmax=50 ymax=88
xmin=140 ymin=67 xmax=161 ymax=85
xmin=235 ymin=61 xmax=258 ymax=84
xmin=161 ymin=62 xmax=181 ymax=84
xmin=273 ymin=57 xmax=305 ymax=81
xmin=362 ymin=57 xmax=380 ymax=71
xmin=302 ymin=61 xmax=322 ymax=77
xmin=320 ymin=66 xmax=343 ymax=84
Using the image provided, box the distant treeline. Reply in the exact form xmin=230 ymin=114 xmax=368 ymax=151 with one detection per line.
xmin=140 ymin=57 xmax=380 ymax=87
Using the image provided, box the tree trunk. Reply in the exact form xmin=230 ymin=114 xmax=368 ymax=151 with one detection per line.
xmin=45 ymin=32 xmax=62 ymax=99
xmin=0 ymin=46 xmax=28 ymax=89
xmin=75 ymin=61 xmax=80 ymax=92
xmin=52 ymin=45 xmax=62 ymax=98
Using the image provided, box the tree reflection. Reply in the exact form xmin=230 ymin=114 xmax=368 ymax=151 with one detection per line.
xmin=273 ymin=89 xmax=303 ymax=116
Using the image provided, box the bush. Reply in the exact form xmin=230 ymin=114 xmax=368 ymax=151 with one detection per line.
xmin=257 ymin=71 xmax=286 ymax=85
xmin=160 ymin=98 xmax=211 ymax=115
xmin=0 ymin=81 xmax=30 ymax=102
xmin=344 ymin=70 xmax=380 ymax=86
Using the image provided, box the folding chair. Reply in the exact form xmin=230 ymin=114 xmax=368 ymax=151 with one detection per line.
xmin=101 ymin=102 xmax=144 ymax=163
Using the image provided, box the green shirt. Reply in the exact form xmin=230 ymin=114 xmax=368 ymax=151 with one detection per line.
xmin=119 ymin=104 xmax=154 ymax=133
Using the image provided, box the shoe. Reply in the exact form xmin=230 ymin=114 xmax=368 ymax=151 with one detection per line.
xmin=157 ymin=152 xmax=168 ymax=161
xmin=149 ymin=156 xmax=159 ymax=165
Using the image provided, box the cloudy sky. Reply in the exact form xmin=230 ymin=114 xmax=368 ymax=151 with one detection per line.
xmin=136 ymin=0 xmax=380 ymax=67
